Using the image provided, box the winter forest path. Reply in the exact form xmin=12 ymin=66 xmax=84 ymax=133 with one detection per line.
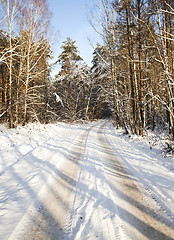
xmin=9 ymin=121 xmax=174 ymax=240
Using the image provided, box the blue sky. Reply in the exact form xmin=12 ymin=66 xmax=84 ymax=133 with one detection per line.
xmin=47 ymin=0 xmax=100 ymax=76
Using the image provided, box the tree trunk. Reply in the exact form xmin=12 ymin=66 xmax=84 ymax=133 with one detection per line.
xmin=23 ymin=41 xmax=31 ymax=125
xmin=7 ymin=0 xmax=14 ymax=128
xmin=126 ymin=7 xmax=137 ymax=134
xmin=0 ymin=67 xmax=2 ymax=117
xmin=137 ymin=0 xmax=144 ymax=136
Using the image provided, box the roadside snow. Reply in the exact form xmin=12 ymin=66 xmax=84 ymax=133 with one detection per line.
xmin=104 ymin=122 xmax=174 ymax=223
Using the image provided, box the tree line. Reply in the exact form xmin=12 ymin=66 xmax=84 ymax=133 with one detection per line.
xmin=89 ymin=0 xmax=174 ymax=138
xmin=0 ymin=0 xmax=52 ymax=127
xmin=0 ymin=0 xmax=174 ymax=140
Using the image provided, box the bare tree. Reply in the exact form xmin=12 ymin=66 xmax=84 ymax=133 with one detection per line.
xmin=0 ymin=0 xmax=22 ymax=127
xmin=18 ymin=0 xmax=50 ymax=125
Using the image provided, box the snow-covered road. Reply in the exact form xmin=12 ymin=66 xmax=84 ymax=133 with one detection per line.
xmin=0 ymin=121 xmax=174 ymax=239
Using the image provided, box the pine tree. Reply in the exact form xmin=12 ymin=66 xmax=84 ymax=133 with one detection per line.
xmin=57 ymin=37 xmax=83 ymax=120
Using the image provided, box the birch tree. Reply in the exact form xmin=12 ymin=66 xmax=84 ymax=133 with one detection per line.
xmin=0 ymin=0 xmax=22 ymax=127
xmin=18 ymin=0 xmax=50 ymax=125
xmin=0 ymin=0 xmax=52 ymax=126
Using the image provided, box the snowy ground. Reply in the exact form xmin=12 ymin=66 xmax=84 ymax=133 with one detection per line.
xmin=0 ymin=120 xmax=174 ymax=239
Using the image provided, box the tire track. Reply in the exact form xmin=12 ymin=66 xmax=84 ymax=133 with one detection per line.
xmin=64 ymin=121 xmax=124 ymax=240
xmin=8 ymin=126 xmax=88 ymax=240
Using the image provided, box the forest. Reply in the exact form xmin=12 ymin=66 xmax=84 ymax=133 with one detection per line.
xmin=0 ymin=0 xmax=174 ymax=139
